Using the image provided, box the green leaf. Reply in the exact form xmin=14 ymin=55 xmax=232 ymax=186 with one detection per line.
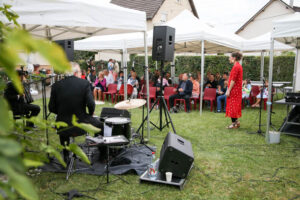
xmin=72 ymin=115 xmax=101 ymax=136
xmin=67 ymin=144 xmax=90 ymax=165
xmin=23 ymin=159 xmax=44 ymax=168
xmin=0 ymin=138 xmax=22 ymax=157
xmin=0 ymin=157 xmax=38 ymax=200
xmin=40 ymin=144 xmax=66 ymax=168
xmin=54 ymin=121 xmax=68 ymax=129
xmin=0 ymin=98 xmax=14 ymax=135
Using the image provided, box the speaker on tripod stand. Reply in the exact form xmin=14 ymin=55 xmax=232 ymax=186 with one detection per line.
xmin=137 ymin=26 xmax=177 ymax=134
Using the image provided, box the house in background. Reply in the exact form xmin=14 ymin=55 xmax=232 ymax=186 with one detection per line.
xmin=236 ymin=0 xmax=300 ymax=39
xmin=111 ymin=0 xmax=198 ymax=30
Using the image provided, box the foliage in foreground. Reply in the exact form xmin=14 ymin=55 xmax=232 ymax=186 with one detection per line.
xmin=0 ymin=4 xmax=98 ymax=200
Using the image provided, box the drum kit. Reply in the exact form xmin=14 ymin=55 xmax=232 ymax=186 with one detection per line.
xmin=102 ymin=99 xmax=147 ymax=143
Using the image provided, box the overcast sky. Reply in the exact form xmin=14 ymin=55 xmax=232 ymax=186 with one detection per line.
xmin=194 ymin=0 xmax=300 ymax=33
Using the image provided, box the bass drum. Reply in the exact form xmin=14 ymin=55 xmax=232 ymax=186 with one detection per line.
xmin=104 ymin=117 xmax=131 ymax=140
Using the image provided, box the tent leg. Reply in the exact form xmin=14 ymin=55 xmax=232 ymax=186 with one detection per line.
xmin=144 ymin=31 xmax=150 ymax=141
xmin=123 ymin=42 xmax=128 ymax=100
xmin=266 ymin=38 xmax=275 ymax=143
xmin=293 ymin=47 xmax=300 ymax=92
xmin=200 ymin=40 xmax=205 ymax=115
xmin=171 ymin=57 xmax=175 ymax=85
xmin=260 ymin=51 xmax=265 ymax=81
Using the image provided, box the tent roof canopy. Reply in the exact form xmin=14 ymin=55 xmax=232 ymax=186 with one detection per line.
xmin=272 ymin=13 xmax=300 ymax=47
xmin=0 ymin=0 xmax=146 ymax=40
xmin=241 ymin=32 xmax=293 ymax=52
xmin=75 ymin=10 xmax=241 ymax=54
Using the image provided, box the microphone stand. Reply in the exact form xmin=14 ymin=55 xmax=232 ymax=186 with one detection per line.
xmin=247 ymin=79 xmax=265 ymax=135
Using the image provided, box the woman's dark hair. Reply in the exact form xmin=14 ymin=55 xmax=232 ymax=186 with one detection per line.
xmin=231 ymin=52 xmax=243 ymax=61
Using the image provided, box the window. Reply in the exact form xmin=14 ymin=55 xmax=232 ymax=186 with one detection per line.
xmin=160 ymin=13 xmax=168 ymax=23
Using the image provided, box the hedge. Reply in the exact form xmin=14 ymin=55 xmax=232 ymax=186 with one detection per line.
xmin=74 ymin=52 xmax=295 ymax=82
xmin=128 ymin=55 xmax=295 ymax=81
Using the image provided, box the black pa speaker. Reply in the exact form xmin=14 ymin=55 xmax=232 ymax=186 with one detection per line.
xmin=152 ymin=26 xmax=175 ymax=62
xmin=55 ymin=40 xmax=74 ymax=61
xmin=159 ymin=132 xmax=194 ymax=179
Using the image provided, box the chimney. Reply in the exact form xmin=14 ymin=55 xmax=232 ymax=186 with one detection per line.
xmin=290 ymin=0 xmax=294 ymax=7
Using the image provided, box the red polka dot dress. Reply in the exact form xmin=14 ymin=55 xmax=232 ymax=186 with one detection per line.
xmin=226 ymin=62 xmax=243 ymax=119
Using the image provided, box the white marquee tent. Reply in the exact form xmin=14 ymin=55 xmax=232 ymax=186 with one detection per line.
xmin=266 ymin=13 xmax=300 ymax=143
xmin=75 ymin=10 xmax=243 ymax=115
xmin=0 ymin=0 xmax=146 ymax=40
xmin=0 ymin=0 xmax=151 ymax=140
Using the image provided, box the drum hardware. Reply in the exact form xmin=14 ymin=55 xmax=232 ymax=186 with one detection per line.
xmin=114 ymin=99 xmax=154 ymax=152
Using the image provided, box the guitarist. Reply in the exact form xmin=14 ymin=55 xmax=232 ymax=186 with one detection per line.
xmin=4 ymin=70 xmax=40 ymax=128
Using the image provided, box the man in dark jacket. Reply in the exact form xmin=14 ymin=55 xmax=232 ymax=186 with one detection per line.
xmin=4 ymin=70 xmax=40 ymax=128
xmin=49 ymin=62 xmax=102 ymax=159
xmin=169 ymin=73 xmax=193 ymax=113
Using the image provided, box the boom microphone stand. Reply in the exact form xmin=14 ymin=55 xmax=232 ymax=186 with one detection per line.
xmin=28 ymin=74 xmax=56 ymax=145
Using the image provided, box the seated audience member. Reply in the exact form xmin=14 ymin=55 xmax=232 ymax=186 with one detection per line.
xmin=4 ymin=70 xmax=40 ymax=128
xmin=190 ymin=75 xmax=200 ymax=98
xmin=205 ymin=71 xmax=211 ymax=82
xmin=166 ymin=72 xmax=172 ymax=85
xmin=217 ymin=72 xmax=229 ymax=95
xmin=242 ymin=79 xmax=252 ymax=106
xmin=104 ymin=69 xmax=114 ymax=87
xmin=93 ymin=72 xmax=106 ymax=101
xmin=196 ymin=71 xmax=201 ymax=84
xmin=155 ymin=74 xmax=169 ymax=96
xmin=215 ymin=72 xmax=221 ymax=82
xmin=169 ymin=73 xmax=193 ymax=113
xmin=117 ymin=71 xmax=124 ymax=91
xmin=217 ymin=80 xmax=228 ymax=113
xmin=49 ymin=62 xmax=102 ymax=162
xmin=113 ymin=60 xmax=119 ymax=73
xmin=151 ymin=70 xmax=160 ymax=86
xmin=252 ymin=80 xmax=268 ymax=108
xmin=86 ymin=68 xmax=91 ymax=79
xmin=205 ymin=74 xmax=218 ymax=88
xmin=178 ymin=73 xmax=183 ymax=82
xmin=87 ymin=69 xmax=96 ymax=88
xmin=107 ymin=59 xmax=114 ymax=71
xmin=128 ymin=71 xmax=139 ymax=98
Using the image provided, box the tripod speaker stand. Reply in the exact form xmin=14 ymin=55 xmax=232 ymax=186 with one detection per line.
xmin=137 ymin=61 xmax=176 ymax=135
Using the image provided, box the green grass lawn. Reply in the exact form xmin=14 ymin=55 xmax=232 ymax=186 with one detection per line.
xmin=29 ymin=98 xmax=300 ymax=200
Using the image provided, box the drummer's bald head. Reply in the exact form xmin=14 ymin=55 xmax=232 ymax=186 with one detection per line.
xmin=69 ymin=62 xmax=82 ymax=78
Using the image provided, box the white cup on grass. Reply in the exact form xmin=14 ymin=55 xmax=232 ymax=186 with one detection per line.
xmin=166 ymin=172 xmax=172 ymax=182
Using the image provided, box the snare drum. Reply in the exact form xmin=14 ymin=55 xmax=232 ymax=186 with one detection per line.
xmin=104 ymin=117 xmax=131 ymax=140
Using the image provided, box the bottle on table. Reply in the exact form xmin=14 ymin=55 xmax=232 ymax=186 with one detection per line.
xmin=148 ymin=151 xmax=158 ymax=180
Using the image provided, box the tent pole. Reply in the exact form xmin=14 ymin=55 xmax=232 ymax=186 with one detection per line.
xmin=144 ymin=31 xmax=150 ymax=141
xmin=260 ymin=51 xmax=265 ymax=81
xmin=171 ymin=56 xmax=175 ymax=85
xmin=123 ymin=41 xmax=128 ymax=100
xmin=293 ymin=47 xmax=300 ymax=92
xmin=266 ymin=37 xmax=275 ymax=143
xmin=240 ymin=51 xmax=243 ymax=65
xmin=200 ymin=40 xmax=205 ymax=115
xmin=121 ymin=51 xmax=124 ymax=70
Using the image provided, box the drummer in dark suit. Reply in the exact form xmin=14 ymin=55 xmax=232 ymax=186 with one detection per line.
xmin=4 ymin=70 xmax=40 ymax=128
xmin=49 ymin=62 xmax=102 ymax=160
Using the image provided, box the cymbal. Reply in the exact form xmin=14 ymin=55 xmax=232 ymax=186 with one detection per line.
xmin=114 ymin=99 xmax=146 ymax=110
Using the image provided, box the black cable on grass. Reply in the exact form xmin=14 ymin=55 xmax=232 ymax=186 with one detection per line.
xmin=289 ymin=194 xmax=300 ymax=200
xmin=194 ymin=165 xmax=299 ymax=186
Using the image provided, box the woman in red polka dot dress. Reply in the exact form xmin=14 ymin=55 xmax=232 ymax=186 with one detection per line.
xmin=226 ymin=52 xmax=243 ymax=129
